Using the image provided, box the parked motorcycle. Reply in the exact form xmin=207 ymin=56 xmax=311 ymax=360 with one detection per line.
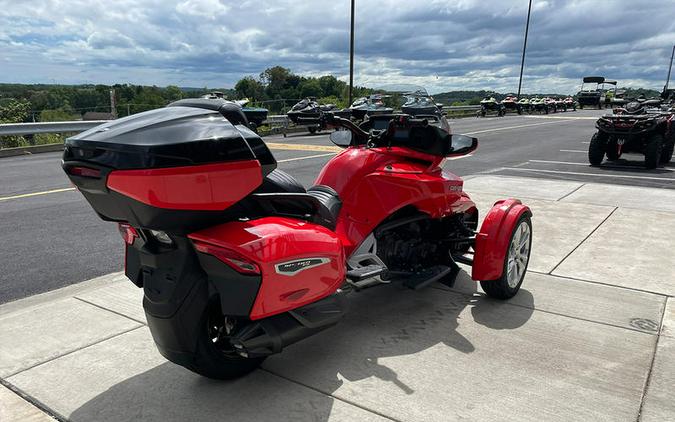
xmin=62 ymin=99 xmax=533 ymax=380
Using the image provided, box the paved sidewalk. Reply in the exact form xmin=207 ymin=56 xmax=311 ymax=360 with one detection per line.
xmin=0 ymin=175 xmax=673 ymax=421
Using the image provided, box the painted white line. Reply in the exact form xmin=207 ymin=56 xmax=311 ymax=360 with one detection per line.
xmin=528 ymin=159 xmax=675 ymax=173
xmin=529 ymin=160 xmax=588 ymax=166
xmin=524 ymin=115 xmax=599 ymax=120
xmin=464 ymin=120 xmax=573 ymax=135
xmin=503 ymin=167 xmax=675 ymax=182
xmin=277 ymin=152 xmax=337 ymax=163
xmin=580 ymin=141 xmax=590 ymax=144
xmin=560 ymin=149 xmax=587 ymax=153
xmin=447 ymin=154 xmax=473 ymax=160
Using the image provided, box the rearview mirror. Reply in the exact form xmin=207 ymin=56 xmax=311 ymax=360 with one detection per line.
xmin=447 ymin=134 xmax=478 ymax=157
xmin=329 ymin=129 xmax=353 ymax=147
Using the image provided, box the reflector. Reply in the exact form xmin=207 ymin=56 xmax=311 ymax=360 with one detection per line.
xmin=192 ymin=240 xmax=261 ymax=275
xmin=118 ymin=223 xmax=138 ymax=245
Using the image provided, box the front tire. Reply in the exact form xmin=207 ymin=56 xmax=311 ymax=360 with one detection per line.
xmin=589 ymin=132 xmax=607 ymax=166
xmin=660 ymin=138 xmax=674 ymax=164
xmin=480 ymin=214 xmax=532 ymax=300
xmin=645 ymin=133 xmax=663 ymax=169
xmin=189 ymin=298 xmax=265 ymax=380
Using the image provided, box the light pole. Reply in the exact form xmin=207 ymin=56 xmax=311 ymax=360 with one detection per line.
xmin=517 ymin=0 xmax=533 ymax=98
xmin=348 ymin=0 xmax=355 ymax=106
xmin=665 ymin=44 xmax=675 ymax=92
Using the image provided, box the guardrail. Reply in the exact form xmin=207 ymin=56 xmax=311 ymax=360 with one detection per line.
xmin=0 ymin=121 xmax=109 ymax=136
xmin=0 ymin=106 xmax=482 ymax=138
xmin=442 ymin=105 xmax=481 ymax=111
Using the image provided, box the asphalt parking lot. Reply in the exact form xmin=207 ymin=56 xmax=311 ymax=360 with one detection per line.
xmin=1 ymin=109 xmax=675 ymax=421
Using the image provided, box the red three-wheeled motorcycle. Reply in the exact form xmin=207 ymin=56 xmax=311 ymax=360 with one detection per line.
xmin=63 ymin=99 xmax=532 ymax=379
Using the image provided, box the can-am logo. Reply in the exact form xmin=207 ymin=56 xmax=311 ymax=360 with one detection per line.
xmin=275 ymin=258 xmax=330 ymax=276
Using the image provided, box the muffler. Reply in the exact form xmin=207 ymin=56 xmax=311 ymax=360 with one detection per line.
xmin=230 ymin=291 xmax=347 ymax=358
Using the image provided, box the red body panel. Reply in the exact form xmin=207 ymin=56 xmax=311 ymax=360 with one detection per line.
xmin=189 ymin=217 xmax=345 ymax=320
xmin=315 ymin=147 xmax=474 ymax=255
xmin=107 ymin=160 xmax=262 ymax=210
xmin=472 ymin=199 xmax=531 ymax=281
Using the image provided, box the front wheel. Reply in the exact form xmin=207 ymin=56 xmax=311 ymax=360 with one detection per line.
xmin=659 ymin=138 xmax=674 ymax=164
xmin=588 ymin=132 xmax=607 ymax=166
xmin=188 ymin=298 xmax=265 ymax=380
xmin=480 ymin=214 xmax=532 ymax=300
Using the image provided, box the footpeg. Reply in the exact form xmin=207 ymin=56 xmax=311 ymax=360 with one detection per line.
xmin=346 ymin=265 xmax=389 ymax=291
xmin=346 ymin=265 xmax=386 ymax=281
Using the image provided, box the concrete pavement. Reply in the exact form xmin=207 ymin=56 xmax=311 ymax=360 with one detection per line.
xmin=1 ymin=174 xmax=673 ymax=421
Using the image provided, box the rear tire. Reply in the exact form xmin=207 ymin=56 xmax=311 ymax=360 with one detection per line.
xmin=589 ymin=132 xmax=607 ymax=166
xmin=480 ymin=214 xmax=532 ymax=300
xmin=308 ymin=126 xmax=317 ymax=134
xmin=645 ymin=133 xmax=663 ymax=169
xmin=188 ymin=298 xmax=265 ymax=380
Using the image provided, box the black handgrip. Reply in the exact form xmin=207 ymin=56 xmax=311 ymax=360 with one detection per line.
xmin=322 ymin=114 xmax=369 ymax=143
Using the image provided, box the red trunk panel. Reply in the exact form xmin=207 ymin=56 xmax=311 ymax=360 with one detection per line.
xmin=107 ymin=160 xmax=262 ymax=210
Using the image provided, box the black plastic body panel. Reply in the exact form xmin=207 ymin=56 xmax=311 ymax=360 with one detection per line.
xmin=194 ymin=253 xmax=262 ymax=317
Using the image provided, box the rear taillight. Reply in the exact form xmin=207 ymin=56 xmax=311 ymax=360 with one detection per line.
xmin=118 ymin=223 xmax=139 ymax=245
xmin=66 ymin=166 xmax=101 ymax=178
xmin=192 ymin=241 xmax=261 ymax=275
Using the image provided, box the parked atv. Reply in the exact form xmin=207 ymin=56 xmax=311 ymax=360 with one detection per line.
xmin=544 ymin=97 xmax=557 ymax=113
xmin=478 ymin=96 xmax=505 ymax=117
xmin=62 ymin=99 xmax=533 ymax=380
xmin=589 ymin=101 xmax=675 ymax=168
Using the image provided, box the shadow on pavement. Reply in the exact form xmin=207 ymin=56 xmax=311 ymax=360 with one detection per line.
xmin=69 ymin=270 xmax=534 ymax=422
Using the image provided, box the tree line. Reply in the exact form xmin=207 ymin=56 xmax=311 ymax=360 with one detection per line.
xmin=0 ymin=66 xmax=664 ymax=148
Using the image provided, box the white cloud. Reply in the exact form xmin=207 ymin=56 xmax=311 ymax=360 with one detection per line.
xmin=0 ymin=0 xmax=674 ymax=93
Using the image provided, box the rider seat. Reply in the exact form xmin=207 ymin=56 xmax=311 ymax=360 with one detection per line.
xmin=253 ymin=170 xmax=342 ymax=229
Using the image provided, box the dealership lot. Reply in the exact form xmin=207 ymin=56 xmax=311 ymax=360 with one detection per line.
xmin=1 ymin=110 xmax=674 ymax=421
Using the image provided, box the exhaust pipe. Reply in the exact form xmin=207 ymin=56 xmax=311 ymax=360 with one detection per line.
xmin=230 ymin=292 xmax=347 ymax=358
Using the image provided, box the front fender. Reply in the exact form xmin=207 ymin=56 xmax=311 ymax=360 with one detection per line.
xmin=471 ymin=199 xmax=532 ymax=281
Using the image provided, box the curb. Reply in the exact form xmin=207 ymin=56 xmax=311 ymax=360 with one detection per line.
xmin=0 ymin=144 xmax=64 ymax=158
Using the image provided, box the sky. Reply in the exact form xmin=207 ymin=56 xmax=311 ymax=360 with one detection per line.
xmin=1 ymin=0 xmax=674 ymax=94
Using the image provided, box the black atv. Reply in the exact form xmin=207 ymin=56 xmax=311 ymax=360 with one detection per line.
xmin=589 ymin=101 xmax=675 ymax=169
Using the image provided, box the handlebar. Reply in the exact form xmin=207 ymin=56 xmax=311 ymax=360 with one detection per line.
xmin=322 ymin=113 xmax=430 ymax=146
